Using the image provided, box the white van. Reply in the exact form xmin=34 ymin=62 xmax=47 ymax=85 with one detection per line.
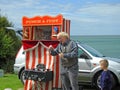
xmin=14 ymin=46 xmax=25 ymax=83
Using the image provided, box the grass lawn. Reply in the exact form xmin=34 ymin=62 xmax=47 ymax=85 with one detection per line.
xmin=0 ymin=73 xmax=23 ymax=90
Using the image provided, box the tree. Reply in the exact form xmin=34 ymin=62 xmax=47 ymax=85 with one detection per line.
xmin=0 ymin=15 xmax=21 ymax=73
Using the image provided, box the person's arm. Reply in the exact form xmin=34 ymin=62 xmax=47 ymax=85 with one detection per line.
xmin=49 ymin=44 xmax=60 ymax=56
xmin=63 ymin=41 xmax=78 ymax=59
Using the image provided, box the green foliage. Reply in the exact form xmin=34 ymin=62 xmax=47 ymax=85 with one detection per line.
xmin=0 ymin=15 xmax=21 ymax=73
xmin=0 ymin=15 xmax=13 ymax=28
xmin=0 ymin=28 xmax=14 ymax=58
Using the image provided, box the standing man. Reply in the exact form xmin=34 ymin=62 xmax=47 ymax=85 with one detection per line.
xmin=49 ymin=32 xmax=79 ymax=90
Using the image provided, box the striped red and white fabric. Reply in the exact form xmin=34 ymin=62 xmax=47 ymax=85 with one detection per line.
xmin=22 ymin=40 xmax=61 ymax=90
xmin=62 ymin=19 xmax=70 ymax=36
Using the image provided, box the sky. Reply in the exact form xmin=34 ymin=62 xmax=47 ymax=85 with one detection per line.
xmin=0 ymin=0 xmax=120 ymax=35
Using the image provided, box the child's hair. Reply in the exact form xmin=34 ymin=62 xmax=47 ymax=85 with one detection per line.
xmin=100 ymin=59 xmax=109 ymax=67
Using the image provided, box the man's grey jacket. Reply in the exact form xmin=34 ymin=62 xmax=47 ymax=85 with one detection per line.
xmin=50 ymin=40 xmax=78 ymax=67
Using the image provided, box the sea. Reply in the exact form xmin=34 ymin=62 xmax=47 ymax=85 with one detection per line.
xmin=71 ymin=35 xmax=120 ymax=59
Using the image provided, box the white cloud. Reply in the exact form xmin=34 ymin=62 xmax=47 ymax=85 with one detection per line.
xmin=77 ymin=3 xmax=120 ymax=16
xmin=0 ymin=0 xmax=120 ymax=35
xmin=0 ymin=0 xmax=75 ymax=27
xmin=67 ymin=3 xmax=120 ymax=24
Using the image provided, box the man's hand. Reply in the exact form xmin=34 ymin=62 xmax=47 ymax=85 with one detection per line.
xmin=48 ymin=45 xmax=54 ymax=51
xmin=59 ymin=53 xmax=64 ymax=58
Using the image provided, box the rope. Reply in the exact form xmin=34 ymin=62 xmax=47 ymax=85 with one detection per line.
xmin=39 ymin=42 xmax=49 ymax=50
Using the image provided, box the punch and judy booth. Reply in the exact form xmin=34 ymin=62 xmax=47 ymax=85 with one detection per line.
xmin=22 ymin=14 xmax=70 ymax=90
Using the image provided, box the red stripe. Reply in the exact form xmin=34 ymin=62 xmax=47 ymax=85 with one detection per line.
xmin=65 ymin=20 xmax=67 ymax=33
xmin=67 ymin=20 xmax=70 ymax=34
xmin=68 ymin=20 xmax=70 ymax=36
xmin=66 ymin=20 xmax=68 ymax=34
xmin=52 ymin=56 xmax=54 ymax=88
xmin=65 ymin=20 xmax=70 ymax=36
xmin=62 ymin=19 xmax=65 ymax=32
xmin=29 ymin=81 xmax=32 ymax=90
xmin=35 ymin=81 xmax=38 ymax=90
xmin=28 ymin=27 xmax=31 ymax=40
xmin=31 ymin=27 xmax=34 ymax=40
xmin=30 ymin=49 xmax=35 ymax=90
xmin=38 ymin=45 xmax=41 ymax=64
xmin=32 ymin=49 xmax=36 ymax=69
xmin=55 ymin=56 xmax=59 ymax=87
xmin=45 ymin=82 xmax=49 ymax=90
xmin=66 ymin=20 xmax=69 ymax=34
xmin=24 ymin=80 xmax=29 ymax=90
xmin=25 ymin=51 xmax=30 ymax=90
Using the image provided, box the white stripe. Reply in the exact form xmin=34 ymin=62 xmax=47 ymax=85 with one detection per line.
xmin=39 ymin=82 xmax=43 ymax=89
xmin=48 ymin=81 xmax=52 ymax=90
xmin=32 ymin=80 xmax=35 ymax=90
xmin=27 ymin=80 xmax=31 ymax=90
xmin=42 ymin=82 xmax=46 ymax=90
xmin=41 ymin=46 xmax=44 ymax=64
xmin=46 ymin=50 xmax=49 ymax=69
xmin=29 ymin=51 xmax=35 ymax=89
xmin=29 ymin=51 xmax=32 ymax=69
xmin=35 ymin=47 xmax=38 ymax=67
xmin=50 ymin=56 xmax=54 ymax=70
